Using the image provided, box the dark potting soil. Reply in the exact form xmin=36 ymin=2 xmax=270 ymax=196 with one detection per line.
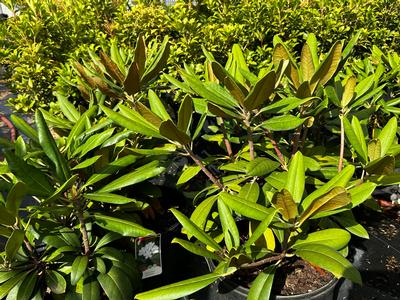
xmin=272 ymin=259 xmax=334 ymax=296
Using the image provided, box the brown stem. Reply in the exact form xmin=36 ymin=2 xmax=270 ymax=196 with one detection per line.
xmin=239 ymin=252 xmax=286 ymax=270
xmin=244 ymin=114 xmax=254 ymax=160
xmin=217 ymin=117 xmax=233 ymax=157
xmin=291 ymin=126 xmax=302 ymax=155
xmin=76 ymin=209 xmax=90 ymax=255
xmin=338 ymin=115 xmax=345 ymax=172
xmin=185 ymin=147 xmax=224 ymax=190
xmin=0 ymin=114 xmax=16 ymax=142
xmin=300 ymin=126 xmax=309 ymax=150
xmin=24 ymin=238 xmax=35 ymax=256
xmin=265 ymin=130 xmax=287 ymax=171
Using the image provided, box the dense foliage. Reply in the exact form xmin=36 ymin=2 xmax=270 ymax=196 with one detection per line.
xmin=1 ymin=0 xmax=400 ymax=112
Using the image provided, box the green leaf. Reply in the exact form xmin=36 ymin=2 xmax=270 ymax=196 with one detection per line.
xmin=0 ymin=271 xmax=28 ymax=299
xmin=95 ymin=232 xmax=122 ymax=251
xmin=44 ymin=246 xmax=76 ymax=262
xmin=98 ymin=161 xmax=164 ymax=193
xmin=219 ymin=192 xmax=273 ymax=221
xmin=36 ymin=110 xmax=70 ymax=182
xmin=44 ymin=175 xmax=78 ymax=204
xmin=148 ymin=89 xmax=170 ymax=121
xmin=354 ymin=74 xmax=374 ymax=99
xmin=348 ymin=182 xmax=376 ymax=207
xmin=190 ymin=195 xmax=218 ymax=232
xmin=368 ymin=139 xmax=381 ymax=161
xmin=46 ymin=270 xmax=66 ymax=294
xmin=341 ymin=77 xmax=356 ymax=107
xmin=299 ymin=187 xmax=351 ymax=225
xmin=83 ymin=275 xmax=101 ymax=300
xmin=141 ymin=36 xmax=170 ymax=85
xmin=41 ymin=109 xmax=73 ymax=129
xmin=4 ymin=151 xmax=54 ymax=197
xmin=73 ymin=128 xmax=115 ymax=158
xmin=16 ymin=271 xmax=36 ymax=300
xmin=85 ymin=193 xmax=148 ymax=209
xmin=160 ymin=119 xmax=191 ymax=145
xmin=244 ymin=210 xmax=277 ymax=248
xmin=293 ymin=229 xmax=351 ymax=250
xmin=177 ymin=95 xmax=193 ymax=133
xmin=378 ymin=116 xmax=397 ymax=157
xmin=55 ymin=91 xmax=81 ymax=123
xmin=66 ymin=106 xmax=98 ymax=151
xmin=72 ymin=156 xmax=102 ymax=170
xmin=71 ymin=256 xmax=88 ymax=286
xmin=218 ymin=199 xmax=240 ymax=250
xmin=295 ymin=244 xmax=361 ymax=284
xmin=247 ymin=266 xmax=276 ymax=300
xmin=135 ymin=272 xmax=230 ymax=300
xmin=300 ymin=43 xmax=315 ymax=82
xmin=93 ymin=214 xmax=154 ymax=237
xmin=272 ymin=189 xmax=298 ymax=222
xmin=10 ymin=115 xmax=38 ymax=144
xmin=0 ymin=205 xmax=15 ymax=226
xmin=84 ymin=155 xmax=137 ymax=188
xmin=246 ymin=158 xmax=280 ymax=177
xmin=343 ymin=116 xmax=368 ymax=164
xmin=98 ymin=272 xmax=126 ymax=300
xmin=260 ymin=97 xmax=315 ymax=114
xmin=285 ymin=151 xmax=305 ymax=203
xmin=6 ymin=229 xmax=24 ymax=261
xmin=177 ymin=166 xmax=201 ymax=187
xmin=301 ymin=165 xmax=355 ymax=211
xmin=5 ymin=182 xmax=27 ymax=217
xmin=172 ymin=238 xmax=222 ymax=262
xmin=261 ymin=115 xmax=306 ymax=131
xmin=238 ymin=182 xmax=260 ymax=203
xmin=365 ymin=156 xmax=395 ymax=175
xmin=332 ymin=211 xmax=369 ymax=239
xmin=244 ymin=70 xmax=276 ymax=110
xmin=170 ymin=208 xmax=222 ymax=251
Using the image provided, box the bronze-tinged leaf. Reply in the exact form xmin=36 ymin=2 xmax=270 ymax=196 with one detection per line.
xmin=272 ymin=44 xmax=300 ymax=88
xmin=177 ymin=95 xmax=193 ymax=133
xmin=75 ymin=62 xmax=97 ymax=89
xmin=365 ymin=155 xmax=395 ymax=176
xmin=99 ymin=50 xmax=125 ymax=83
xmin=368 ymin=139 xmax=381 ymax=162
xmin=298 ymin=187 xmax=351 ymax=225
xmin=296 ymin=81 xmax=311 ymax=98
xmin=124 ymin=62 xmax=141 ymax=95
xmin=341 ymin=76 xmax=356 ymax=107
xmin=272 ymin=189 xmax=298 ymax=222
xmin=300 ymin=43 xmax=315 ymax=82
xmin=206 ymin=61 xmax=218 ymax=83
xmin=243 ymin=70 xmax=276 ymax=111
xmin=134 ymin=102 xmax=162 ymax=128
xmin=159 ymin=120 xmax=191 ymax=145
xmin=134 ymin=34 xmax=146 ymax=77
xmin=92 ymin=77 xmax=120 ymax=98
xmin=207 ymin=103 xmax=238 ymax=119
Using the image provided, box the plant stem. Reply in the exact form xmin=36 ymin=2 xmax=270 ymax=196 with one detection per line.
xmin=338 ymin=115 xmax=345 ymax=172
xmin=239 ymin=252 xmax=286 ymax=269
xmin=265 ymin=130 xmax=287 ymax=171
xmin=76 ymin=208 xmax=90 ymax=255
xmin=291 ymin=126 xmax=302 ymax=155
xmin=244 ymin=113 xmax=254 ymax=160
xmin=0 ymin=114 xmax=16 ymax=142
xmin=185 ymin=147 xmax=224 ymax=190
xmin=217 ymin=117 xmax=233 ymax=157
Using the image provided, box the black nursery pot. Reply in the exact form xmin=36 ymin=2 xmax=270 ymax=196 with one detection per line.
xmin=192 ymin=258 xmax=338 ymax=300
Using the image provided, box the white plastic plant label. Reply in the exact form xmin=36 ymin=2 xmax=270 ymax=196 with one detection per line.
xmin=135 ymin=234 xmax=162 ymax=279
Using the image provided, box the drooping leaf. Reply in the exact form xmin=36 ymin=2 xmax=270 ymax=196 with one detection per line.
xmin=217 ymin=199 xmax=240 ymax=250
xmin=172 ymin=238 xmax=222 ymax=262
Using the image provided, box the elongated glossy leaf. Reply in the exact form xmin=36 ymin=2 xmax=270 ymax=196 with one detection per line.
xmin=83 ymin=275 xmax=101 ymax=300
xmin=218 ymin=199 xmax=240 ymax=249
xmin=10 ymin=115 xmax=38 ymax=144
xmin=343 ymin=116 xmax=367 ymax=163
xmin=148 ymin=89 xmax=170 ymax=121
xmin=273 ymin=43 xmax=300 ymax=88
xmin=73 ymin=128 xmax=114 ymax=158
xmin=332 ymin=211 xmax=369 ymax=239
xmin=41 ymin=109 xmax=73 ymax=129
xmin=219 ymin=192 xmax=272 ymax=221
xmin=172 ymin=238 xmax=222 ymax=261
xmin=368 ymin=139 xmax=381 ymax=162
xmin=272 ymin=189 xmax=298 ymax=222
xmin=0 ymin=205 xmax=15 ymax=226
xmin=299 ymin=187 xmax=351 ymax=225
xmin=341 ymin=77 xmax=356 ymax=107
xmin=134 ymin=34 xmax=146 ymax=77
xmin=16 ymin=271 xmax=36 ymax=300
xmin=0 ymin=271 xmax=28 ymax=299
xmin=365 ymin=155 xmax=395 ymax=175
xmin=190 ymin=195 xmax=218 ymax=231
xmin=171 ymin=208 xmax=222 ymax=251
xmin=124 ymin=61 xmax=140 ymax=95
xmin=244 ymin=71 xmax=276 ymax=110
xmin=239 ymin=182 xmax=260 ymax=203
xmin=135 ymin=272 xmax=229 ymax=300
xmin=135 ymin=102 xmax=163 ymax=128
xmin=378 ymin=116 xmax=397 ymax=157
xmin=247 ymin=266 xmax=276 ymax=300
xmin=293 ymin=229 xmax=350 ymax=250
xmin=301 ymin=165 xmax=355 ymax=211
xmin=141 ymin=36 xmax=170 ymax=84
xmin=71 ymin=256 xmax=88 ymax=285
xmin=98 ymin=161 xmax=164 ymax=193
xmin=46 ymin=270 xmax=67 ymax=294
xmin=160 ymin=119 xmax=191 ymax=145
xmin=85 ymin=193 xmax=147 ymax=208
xmin=93 ymin=214 xmax=154 ymax=237
xmin=36 ymin=110 xmax=70 ymax=182
xmin=207 ymin=102 xmax=240 ymax=119
xmin=260 ymin=97 xmax=315 ymax=114
xmin=246 ymin=157 xmax=280 ymax=177
xmin=66 ymin=106 xmax=98 ymax=151
xmin=6 ymin=229 xmax=24 ymax=260
xmin=95 ymin=232 xmax=122 ymax=251
xmin=348 ymin=182 xmax=376 ymax=207
xmin=44 ymin=175 xmax=78 ymax=204
xmin=84 ymin=155 xmax=137 ymax=188
xmin=177 ymin=166 xmax=201 ymax=186
xmin=244 ymin=210 xmax=276 ymax=248
xmin=177 ymin=95 xmax=193 ymax=133
xmin=295 ymin=244 xmax=361 ymax=284
xmin=354 ymin=74 xmax=374 ymax=99
xmin=98 ymin=272 xmax=126 ymax=300
xmin=300 ymin=44 xmax=314 ymax=82
xmin=261 ymin=115 xmax=306 ymax=131
xmin=285 ymin=152 xmax=305 ymax=203
xmin=55 ymin=92 xmax=80 ymax=122
xmin=5 ymin=182 xmax=26 ymax=217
